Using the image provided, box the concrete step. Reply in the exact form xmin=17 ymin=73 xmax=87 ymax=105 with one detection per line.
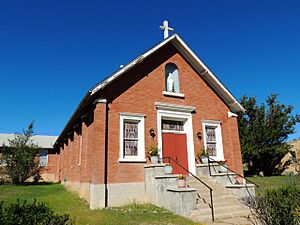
xmin=197 ymin=198 xmax=241 ymax=207
xmin=191 ymin=184 xmax=235 ymax=194
xmin=196 ymin=203 xmax=248 ymax=212
xmin=186 ymin=175 xmax=251 ymax=223
xmin=188 ymin=209 xmax=250 ymax=222
xmin=188 ymin=184 xmax=231 ymax=192
xmin=189 ymin=205 xmax=250 ymax=218
xmin=197 ymin=193 xmax=240 ymax=201
xmin=203 ymin=216 xmax=252 ymax=225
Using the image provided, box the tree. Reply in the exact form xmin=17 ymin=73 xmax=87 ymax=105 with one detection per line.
xmin=238 ymin=94 xmax=300 ymax=176
xmin=2 ymin=123 xmax=40 ymax=184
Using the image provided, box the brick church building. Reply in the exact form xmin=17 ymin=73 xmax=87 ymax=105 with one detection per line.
xmin=54 ymin=32 xmax=245 ymax=210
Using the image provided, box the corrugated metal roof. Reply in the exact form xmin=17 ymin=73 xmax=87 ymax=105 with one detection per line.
xmin=0 ymin=133 xmax=57 ymax=149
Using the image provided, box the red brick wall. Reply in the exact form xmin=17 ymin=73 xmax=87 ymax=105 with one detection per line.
xmin=40 ymin=153 xmax=59 ymax=182
xmin=58 ymin=43 xmax=243 ymax=185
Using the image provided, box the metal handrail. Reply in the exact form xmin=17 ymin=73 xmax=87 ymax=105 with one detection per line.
xmin=206 ymin=156 xmax=259 ymax=188
xmin=163 ymin=156 xmax=215 ymax=222
xmin=206 ymin=156 xmax=259 ymax=203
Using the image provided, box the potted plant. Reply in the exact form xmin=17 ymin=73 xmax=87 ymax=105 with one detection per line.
xmin=177 ymin=174 xmax=186 ymax=188
xmin=148 ymin=144 xmax=159 ymax=164
xmin=164 ymin=163 xmax=173 ymax=174
xmin=196 ymin=148 xmax=203 ymax=164
xmin=218 ymin=160 xmax=228 ymax=173
xmin=198 ymin=150 xmax=209 ymax=164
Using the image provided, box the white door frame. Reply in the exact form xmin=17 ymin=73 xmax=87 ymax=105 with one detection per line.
xmin=155 ymin=102 xmax=196 ymax=175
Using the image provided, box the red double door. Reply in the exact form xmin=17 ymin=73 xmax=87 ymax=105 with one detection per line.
xmin=162 ymin=133 xmax=189 ymax=175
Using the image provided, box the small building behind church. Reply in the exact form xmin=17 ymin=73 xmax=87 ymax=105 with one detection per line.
xmin=0 ymin=133 xmax=59 ymax=182
xmin=54 ymin=32 xmax=247 ymax=212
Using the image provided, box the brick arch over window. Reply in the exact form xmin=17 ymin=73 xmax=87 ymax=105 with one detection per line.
xmin=165 ymin=63 xmax=179 ymax=93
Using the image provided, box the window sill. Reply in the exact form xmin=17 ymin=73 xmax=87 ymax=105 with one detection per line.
xmin=162 ymin=91 xmax=185 ymax=98
xmin=119 ymin=158 xmax=147 ymax=163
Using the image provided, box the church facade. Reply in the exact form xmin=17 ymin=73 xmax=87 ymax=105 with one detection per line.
xmin=54 ymin=34 xmax=245 ymax=209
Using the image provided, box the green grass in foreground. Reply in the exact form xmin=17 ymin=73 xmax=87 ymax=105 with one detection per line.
xmin=247 ymin=175 xmax=300 ymax=194
xmin=0 ymin=183 xmax=198 ymax=225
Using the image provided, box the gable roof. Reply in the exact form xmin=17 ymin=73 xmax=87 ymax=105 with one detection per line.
xmin=90 ymin=34 xmax=244 ymax=112
xmin=56 ymin=34 xmax=244 ymax=145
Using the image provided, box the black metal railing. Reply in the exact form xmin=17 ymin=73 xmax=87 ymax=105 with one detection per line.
xmin=206 ymin=156 xmax=259 ymax=198
xmin=163 ymin=156 xmax=215 ymax=222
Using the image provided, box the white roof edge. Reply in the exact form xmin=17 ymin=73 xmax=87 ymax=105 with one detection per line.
xmin=90 ymin=33 xmax=244 ymax=113
xmin=90 ymin=35 xmax=177 ymax=95
xmin=173 ymin=35 xmax=245 ymax=113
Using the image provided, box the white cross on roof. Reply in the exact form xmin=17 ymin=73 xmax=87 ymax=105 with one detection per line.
xmin=159 ymin=20 xmax=174 ymax=39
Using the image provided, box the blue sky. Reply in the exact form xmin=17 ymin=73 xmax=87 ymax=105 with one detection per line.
xmin=0 ymin=0 xmax=299 ymax=140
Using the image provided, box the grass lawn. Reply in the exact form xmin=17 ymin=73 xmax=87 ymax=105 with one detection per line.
xmin=0 ymin=183 xmax=198 ymax=225
xmin=247 ymin=175 xmax=300 ymax=194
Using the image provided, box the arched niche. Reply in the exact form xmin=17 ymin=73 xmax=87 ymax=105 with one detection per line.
xmin=165 ymin=63 xmax=179 ymax=93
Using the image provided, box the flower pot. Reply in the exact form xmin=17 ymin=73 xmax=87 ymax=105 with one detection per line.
xmin=164 ymin=164 xmax=173 ymax=174
xmin=219 ymin=165 xmax=228 ymax=173
xmin=177 ymin=179 xmax=186 ymax=188
xmin=201 ymin=156 xmax=209 ymax=164
xmin=150 ymin=156 xmax=159 ymax=164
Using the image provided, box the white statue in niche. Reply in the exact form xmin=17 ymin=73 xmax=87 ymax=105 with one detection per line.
xmin=167 ymin=72 xmax=175 ymax=92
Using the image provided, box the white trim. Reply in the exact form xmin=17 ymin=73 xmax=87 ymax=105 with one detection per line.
xmin=162 ymin=130 xmax=186 ymax=134
xmin=119 ymin=114 xmax=146 ymax=162
xmin=202 ymin=121 xmax=224 ymax=161
xmin=120 ymin=112 xmax=146 ymax=117
xmin=162 ymin=91 xmax=185 ymax=98
xmin=228 ymin=111 xmax=238 ymax=118
xmin=93 ymin=98 xmax=107 ymax=104
xmin=201 ymin=120 xmax=222 ymax=124
xmin=119 ymin=159 xmax=147 ymax=163
xmin=155 ymin=102 xmax=195 ymax=113
xmin=157 ymin=109 xmax=196 ymax=175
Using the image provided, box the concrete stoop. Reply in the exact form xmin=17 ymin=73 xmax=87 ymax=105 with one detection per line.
xmin=186 ymin=176 xmax=252 ymax=224
xmin=144 ymin=164 xmax=254 ymax=224
xmin=144 ymin=164 xmax=197 ymax=216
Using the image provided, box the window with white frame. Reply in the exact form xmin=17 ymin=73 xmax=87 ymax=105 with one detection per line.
xmin=119 ymin=113 xmax=145 ymax=162
xmin=202 ymin=121 xmax=224 ymax=160
xmin=39 ymin=150 xmax=48 ymax=167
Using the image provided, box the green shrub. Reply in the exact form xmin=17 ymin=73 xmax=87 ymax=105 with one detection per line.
xmin=0 ymin=200 xmax=73 ymax=225
xmin=243 ymin=185 xmax=300 ymax=225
